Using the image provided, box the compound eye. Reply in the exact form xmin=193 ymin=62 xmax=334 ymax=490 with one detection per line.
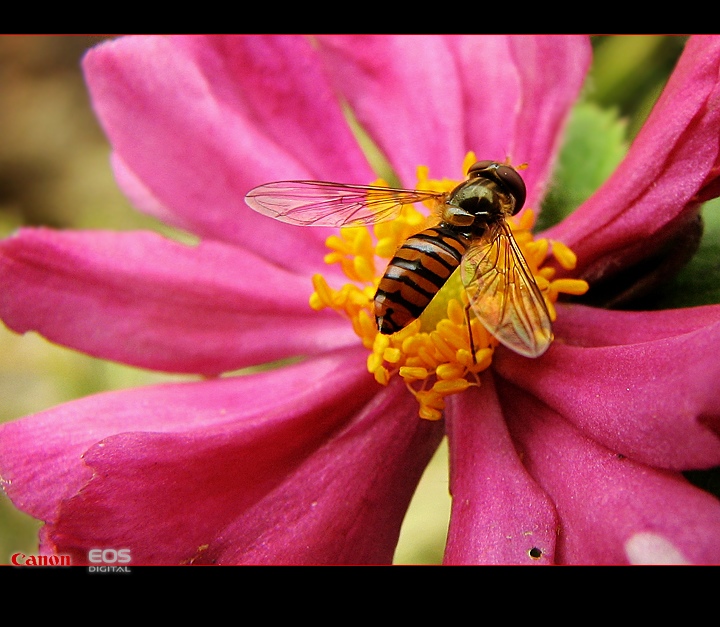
xmin=467 ymin=160 xmax=496 ymax=176
xmin=496 ymin=165 xmax=526 ymax=214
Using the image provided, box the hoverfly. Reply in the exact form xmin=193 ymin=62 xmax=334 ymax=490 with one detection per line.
xmin=245 ymin=160 xmax=553 ymax=358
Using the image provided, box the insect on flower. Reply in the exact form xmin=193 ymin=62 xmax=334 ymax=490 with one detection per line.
xmin=245 ymin=160 xmax=553 ymax=358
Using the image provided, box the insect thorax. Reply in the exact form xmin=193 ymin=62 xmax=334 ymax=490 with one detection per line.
xmin=445 ymin=177 xmax=514 ymax=234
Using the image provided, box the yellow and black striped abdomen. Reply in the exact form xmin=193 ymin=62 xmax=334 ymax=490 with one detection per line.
xmin=374 ymin=225 xmax=471 ymax=334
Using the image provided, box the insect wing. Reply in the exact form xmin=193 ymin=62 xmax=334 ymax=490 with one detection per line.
xmin=461 ymin=222 xmax=553 ymax=357
xmin=245 ymin=180 xmax=444 ymax=227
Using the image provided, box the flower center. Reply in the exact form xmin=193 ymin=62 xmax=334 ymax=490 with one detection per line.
xmin=309 ymin=153 xmax=588 ymax=420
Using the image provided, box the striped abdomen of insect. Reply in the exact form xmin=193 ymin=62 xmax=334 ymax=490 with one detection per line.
xmin=374 ymin=224 xmax=472 ymax=335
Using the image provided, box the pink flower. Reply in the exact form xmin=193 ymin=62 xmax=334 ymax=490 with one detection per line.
xmin=2 ymin=35 xmax=720 ymax=565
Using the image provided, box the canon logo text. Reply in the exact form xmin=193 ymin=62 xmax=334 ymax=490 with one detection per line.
xmin=11 ymin=553 xmax=71 ymax=566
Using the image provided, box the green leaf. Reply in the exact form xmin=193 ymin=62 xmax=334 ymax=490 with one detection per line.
xmin=650 ymin=198 xmax=720 ymax=308
xmin=538 ymin=101 xmax=628 ymax=231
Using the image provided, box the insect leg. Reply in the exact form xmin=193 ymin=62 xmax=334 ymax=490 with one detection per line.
xmin=464 ymin=301 xmax=477 ymax=365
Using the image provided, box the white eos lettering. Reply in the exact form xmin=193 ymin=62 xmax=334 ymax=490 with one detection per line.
xmin=88 ymin=548 xmax=132 ymax=564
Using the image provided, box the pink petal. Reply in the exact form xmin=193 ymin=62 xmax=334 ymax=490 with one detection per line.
xmin=494 ymin=304 xmax=720 ymax=469
xmin=196 ymin=380 xmax=444 ymax=565
xmin=505 ymin=35 xmax=591 ymax=208
xmin=108 ymin=152 xmax=348 ymax=282
xmin=0 ymin=228 xmax=355 ymax=375
xmin=546 ymin=35 xmax=720 ymax=282
xmin=502 ymin=382 xmax=720 ymax=564
xmin=443 ymin=36 xmax=521 ymax=165
xmin=176 ymin=36 xmax=374 ymax=183
xmin=446 ymin=35 xmax=590 ymax=208
xmin=444 ymin=377 xmax=559 ymax=565
xmin=0 ymin=350 xmax=444 ymax=565
xmin=83 ymin=36 xmax=373 ymax=267
xmin=317 ymin=35 xmax=589 ymax=203
xmin=316 ymin=35 xmax=465 ymax=185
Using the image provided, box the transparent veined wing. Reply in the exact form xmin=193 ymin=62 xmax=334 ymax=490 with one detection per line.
xmin=461 ymin=221 xmax=553 ymax=358
xmin=245 ymin=180 xmax=446 ymax=227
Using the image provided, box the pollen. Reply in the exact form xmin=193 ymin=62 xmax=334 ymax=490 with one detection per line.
xmin=309 ymin=153 xmax=589 ymax=420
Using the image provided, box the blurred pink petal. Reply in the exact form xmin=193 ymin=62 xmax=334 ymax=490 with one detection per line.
xmin=547 ymin=35 xmax=720 ymax=282
xmin=0 ymin=228 xmax=354 ymax=374
xmin=503 ymin=382 xmax=720 ymax=564
xmin=443 ymin=378 xmax=559 ymax=565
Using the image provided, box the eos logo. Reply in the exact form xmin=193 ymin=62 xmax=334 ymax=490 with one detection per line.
xmin=88 ymin=548 xmax=132 ymax=564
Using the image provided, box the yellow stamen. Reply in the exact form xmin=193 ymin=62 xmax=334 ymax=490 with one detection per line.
xmin=550 ymin=239 xmax=578 ymax=270
xmin=308 ymin=153 xmax=588 ymax=420
xmin=399 ymin=366 xmax=429 ymax=381
xmin=550 ymin=278 xmax=591 ymax=296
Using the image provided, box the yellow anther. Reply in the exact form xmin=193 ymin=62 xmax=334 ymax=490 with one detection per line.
xmin=551 ymin=240 xmax=578 ymax=270
xmin=538 ymin=266 xmax=556 ymax=281
xmin=430 ymin=331 xmax=458 ymax=362
xmin=374 ymin=367 xmax=390 ymax=386
xmin=432 ymin=378 xmax=472 ymax=395
xmin=404 ymin=356 xmax=425 ymax=369
xmin=348 ymin=288 xmax=372 ymax=308
xmin=455 ymin=348 xmax=475 ymax=368
xmin=350 ymin=228 xmax=374 ymax=258
xmin=534 ymin=274 xmax=550 ymax=291
xmin=416 ymin=389 xmax=446 ymax=410
xmin=446 ymin=298 xmax=465 ymax=326
xmin=525 ymin=238 xmax=549 ymax=267
xmin=512 ymin=230 xmax=534 ymax=246
xmin=551 ymin=278 xmax=589 ymax=296
xmin=323 ymin=251 xmax=345 ymax=265
xmin=367 ymin=351 xmax=384 ymax=373
xmin=375 ymin=237 xmax=398 ymax=258
xmin=462 ymin=151 xmax=478 ymax=175
xmin=324 ymin=234 xmax=350 ymax=253
xmin=399 ymin=366 xmax=429 ymax=380
xmin=383 ymin=347 xmax=403 ymax=363
xmin=435 ymin=319 xmax=468 ymax=351
xmin=401 ymin=334 xmax=425 ymax=355
xmin=419 ymin=405 xmax=444 ymax=421
xmin=515 ymin=207 xmax=536 ymax=231
xmin=373 ymin=332 xmax=390 ymax=354
xmin=435 ymin=362 xmax=466 ymax=380
xmin=340 ymin=259 xmax=359 ymax=282
xmin=357 ymin=309 xmax=377 ymax=337
xmin=417 ymin=346 xmax=440 ymax=369
xmin=391 ymin=319 xmax=422 ymax=343
xmin=545 ymin=298 xmax=557 ymax=323
xmin=468 ymin=348 xmax=493 ymax=373
xmin=310 ymin=274 xmax=333 ymax=307
xmin=353 ymin=255 xmax=376 ymax=283
xmin=415 ymin=165 xmax=431 ymax=190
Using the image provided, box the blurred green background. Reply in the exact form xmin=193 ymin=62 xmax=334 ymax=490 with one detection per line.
xmin=0 ymin=36 xmax=699 ymax=565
